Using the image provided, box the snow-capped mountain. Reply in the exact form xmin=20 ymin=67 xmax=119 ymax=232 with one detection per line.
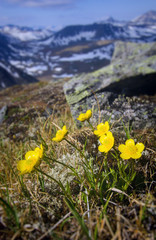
xmin=51 ymin=22 xmax=156 ymax=46
xmin=0 ymin=10 xmax=156 ymax=88
xmin=0 ymin=25 xmax=54 ymax=41
xmin=97 ymin=17 xmax=128 ymax=26
xmin=131 ymin=10 xmax=156 ymax=25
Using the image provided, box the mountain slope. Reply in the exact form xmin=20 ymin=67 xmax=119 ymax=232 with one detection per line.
xmin=0 ymin=61 xmax=38 ymax=89
xmin=0 ymin=25 xmax=54 ymax=41
xmin=132 ymin=10 xmax=156 ymax=25
xmin=0 ymin=11 xmax=156 ymax=84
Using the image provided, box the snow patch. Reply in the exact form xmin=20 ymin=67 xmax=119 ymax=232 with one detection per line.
xmin=1 ymin=82 xmax=6 ymax=88
xmin=54 ymin=67 xmax=62 ymax=72
xmin=54 ymin=31 xmax=96 ymax=46
xmin=25 ymin=65 xmax=48 ymax=75
xmin=0 ymin=26 xmax=53 ymax=41
xmin=52 ymin=73 xmax=73 ymax=78
xmin=0 ymin=62 xmax=19 ymax=78
xmin=59 ymin=44 xmax=114 ymax=62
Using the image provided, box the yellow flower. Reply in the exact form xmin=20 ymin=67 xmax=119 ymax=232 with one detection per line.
xmin=94 ymin=122 xmax=109 ymax=137
xmin=77 ymin=110 xmax=92 ymax=122
xmin=98 ymin=131 xmax=114 ymax=153
xmin=52 ymin=125 xmax=68 ymax=142
xmin=25 ymin=150 xmax=40 ymax=161
xmin=118 ymin=139 xmax=145 ymax=160
xmin=34 ymin=144 xmax=43 ymax=159
xmin=17 ymin=158 xmax=37 ymax=175
xmin=17 ymin=145 xmax=43 ymax=175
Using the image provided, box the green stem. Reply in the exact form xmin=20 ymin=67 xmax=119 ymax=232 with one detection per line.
xmin=64 ymin=138 xmax=89 ymax=168
xmin=100 ymin=154 xmax=108 ymax=174
xmin=130 ymin=159 xmax=136 ymax=182
xmin=35 ymin=167 xmax=67 ymax=196
xmin=96 ymin=154 xmax=108 ymax=190
xmin=131 ymin=159 xmax=135 ymax=175
xmin=87 ymin=120 xmax=94 ymax=131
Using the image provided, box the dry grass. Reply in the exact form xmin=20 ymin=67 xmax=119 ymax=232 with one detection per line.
xmin=56 ymin=40 xmax=113 ymax=55
xmin=0 ymin=107 xmax=156 ymax=239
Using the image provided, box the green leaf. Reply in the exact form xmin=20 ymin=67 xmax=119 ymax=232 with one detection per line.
xmin=0 ymin=197 xmax=20 ymax=228
xmin=64 ymin=197 xmax=91 ymax=240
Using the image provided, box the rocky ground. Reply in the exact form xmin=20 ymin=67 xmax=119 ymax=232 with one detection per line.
xmin=0 ymin=76 xmax=156 ymax=142
xmin=0 ymin=80 xmax=70 ymax=142
xmin=68 ymin=91 xmax=156 ymax=131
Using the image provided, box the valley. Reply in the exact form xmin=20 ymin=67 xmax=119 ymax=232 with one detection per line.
xmin=0 ymin=11 xmax=156 ymax=89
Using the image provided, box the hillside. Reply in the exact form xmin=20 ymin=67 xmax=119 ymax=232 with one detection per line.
xmin=0 ymin=10 xmax=156 ymax=87
xmin=0 ymin=61 xmax=38 ymax=89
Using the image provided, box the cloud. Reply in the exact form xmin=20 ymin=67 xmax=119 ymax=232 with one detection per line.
xmin=4 ymin=0 xmax=75 ymax=7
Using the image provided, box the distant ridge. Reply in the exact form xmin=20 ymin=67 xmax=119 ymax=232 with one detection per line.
xmin=132 ymin=10 xmax=156 ymax=25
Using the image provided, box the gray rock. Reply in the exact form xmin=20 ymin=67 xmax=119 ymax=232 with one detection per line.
xmin=64 ymin=41 xmax=156 ymax=105
xmin=0 ymin=105 xmax=7 ymax=124
xmin=64 ymin=41 xmax=156 ymax=129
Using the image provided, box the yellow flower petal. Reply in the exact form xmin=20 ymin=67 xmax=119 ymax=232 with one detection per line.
xmin=62 ymin=125 xmax=68 ymax=135
xmin=17 ymin=160 xmax=27 ymax=173
xmin=98 ymin=145 xmax=106 ymax=152
xmin=94 ymin=122 xmax=110 ymax=137
xmin=52 ymin=137 xmax=59 ymax=141
xmin=97 ymin=123 xmax=104 ymax=130
xmin=25 ymin=149 xmax=41 ymax=168
xmin=118 ymin=144 xmax=127 ymax=153
xmin=85 ymin=110 xmax=92 ymax=119
xmin=98 ymin=131 xmax=114 ymax=152
xmin=77 ymin=113 xmax=86 ymax=122
xmin=52 ymin=125 xmax=68 ymax=142
xmin=17 ymin=159 xmax=36 ymax=175
xmin=131 ymin=152 xmax=142 ymax=159
xmin=107 ymin=131 xmax=113 ymax=138
xmin=136 ymin=143 xmax=145 ymax=153
xmin=105 ymin=121 xmax=109 ymax=130
xmin=25 ymin=150 xmax=39 ymax=161
xmin=94 ymin=130 xmax=99 ymax=135
xmin=99 ymin=131 xmax=112 ymax=143
xmin=125 ymin=139 xmax=135 ymax=146
xmin=25 ymin=159 xmax=36 ymax=172
xmin=119 ymin=139 xmax=144 ymax=160
xmin=120 ymin=152 xmax=131 ymax=160
xmin=77 ymin=110 xmax=92 ymax=122
xmin=99 ymin=135 xmax=105 ymax=144
xmin=35 ymin=144 xmax=43 ymax=159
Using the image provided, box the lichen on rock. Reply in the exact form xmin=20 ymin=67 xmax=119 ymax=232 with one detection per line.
xmin=64 ymin=41 xmax=156 ymax=129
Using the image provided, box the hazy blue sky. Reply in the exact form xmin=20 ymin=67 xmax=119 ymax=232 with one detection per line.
xmin=0 ymin=0 xmax=156 ymax=28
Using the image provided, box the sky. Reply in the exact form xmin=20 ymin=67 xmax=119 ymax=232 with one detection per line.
xmin=0 ymin=0 xmax=156 ymax=28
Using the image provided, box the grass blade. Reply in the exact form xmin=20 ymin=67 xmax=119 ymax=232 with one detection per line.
xmin=64 ymin=197 xmax=91 ymax=240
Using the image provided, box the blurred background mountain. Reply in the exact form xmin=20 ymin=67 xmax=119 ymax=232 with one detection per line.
xmin=0 ymin=10 xmax=156 ymax=89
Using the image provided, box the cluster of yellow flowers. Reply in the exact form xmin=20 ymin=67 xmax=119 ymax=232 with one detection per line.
xmin=17 ymin=145 xmax=43 ymax=175
xmin=94 ymin=121 xmax=114 ymax=153
xmin=17 ymin=109 xmax=145 ymax=175
xmin=77 ymin=109 xmax=145 ymax=158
